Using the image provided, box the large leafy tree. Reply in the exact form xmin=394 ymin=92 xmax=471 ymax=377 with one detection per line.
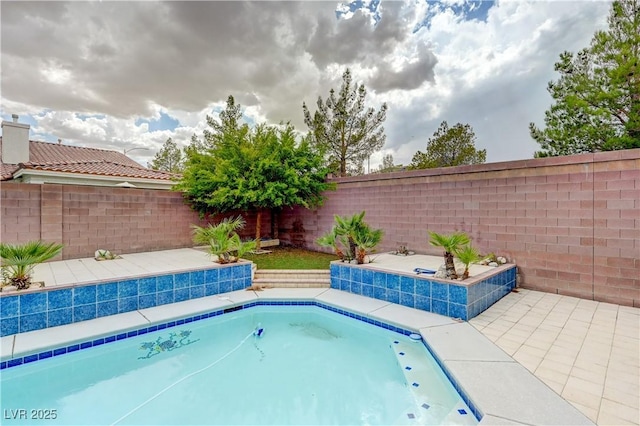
xmin=303 ymin=69 xmax=387 ymax=176
xmin=177 ymin=96 xmax=333 ymax=249
xmin=530 ymin=0 xmax=640 ymax=157
xmin=178 ymin=96 xmax=248 ymax=214
xmin=409 ymin=121 xmax=486 ymax=169
xmin=148 ymin=138 xmax=184 ymax=173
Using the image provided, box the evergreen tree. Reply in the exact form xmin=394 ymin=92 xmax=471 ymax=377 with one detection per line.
xmin=530 ymin=0 xmax=640 ymax=156
xmin=147 ymin=138 xmax=184 ymax=173
xmin=409 ymin=121 xmax=486 ymax=169
xmin=303 ymin=69 xmax=387 ymax=176
xmin=376 ymin=154 xmax=397 ymax=173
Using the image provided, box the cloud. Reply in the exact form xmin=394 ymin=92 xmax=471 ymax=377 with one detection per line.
xmin=369 ymin=42 xmax=438 ymax=92
xmin=307 ymin=1 xmax=409 ymax=68
xmin=380 ymin=0 xmax=611 ymax=166
xmin=1 ymin=0 xmax=611 ymax=168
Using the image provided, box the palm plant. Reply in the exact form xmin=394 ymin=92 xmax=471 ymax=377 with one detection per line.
xmin=352 ymin=224 xmax=384 ymax=264
xmin=0 ymin=241 xmax=64 ymax=290
xmin=456 ymin=245 xmax=482 ymax=280
xmin=317 ymin=212 xmax=383 ymax=264
xmin=316 ymin=227 xmax=345 ymax=261
xmin=192 ymin=216 xmax=256 ymax=264
xmin=334 ymin=211 xmax=366 ymax=262
xmin=231 ymin=234 xmax=257 ymax=260
xmin=428 ymin=231 xmax=470 ymax=279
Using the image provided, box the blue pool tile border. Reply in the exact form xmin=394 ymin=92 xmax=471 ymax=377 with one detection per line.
xmin=0 ymin=263 xmax=253 ymax=337
xmin=0 ymin=299 xmax=481 ymax=422
xmin=330 ymin=263 xmax=517 ymax=320
xmin=1 ymin=300 xmax=413 ymax=370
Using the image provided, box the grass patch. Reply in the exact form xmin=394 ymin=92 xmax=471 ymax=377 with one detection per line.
xmin=242 ymin=246 xmax=336 ymax=269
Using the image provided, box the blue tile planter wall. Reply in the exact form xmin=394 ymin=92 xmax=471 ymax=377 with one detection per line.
xmin=0 ymin=263 xmax=252 ymax=337
xmin=330 ymin=262 xmax=517 ymax=320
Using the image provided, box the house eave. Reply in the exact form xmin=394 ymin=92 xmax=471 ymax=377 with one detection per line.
xmin=10 ymin=169 xmax=176 ymax=190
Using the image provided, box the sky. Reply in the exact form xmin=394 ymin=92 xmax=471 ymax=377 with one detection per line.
xmin=0 ymin=0 xmax=611 ymax=169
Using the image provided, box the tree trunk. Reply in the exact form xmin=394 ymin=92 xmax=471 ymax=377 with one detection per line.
xmin=271 ymin=209 xmax=279 ymax=239
xmin=444 ymin=251 xmax=458 ymax=279
xmin=255 ymin=210 xmax=262 ymax=250
xmin=13 ymin=277 xmax=31 ymax=290
xmin=348 ymin=237 xmax=357 ymax=263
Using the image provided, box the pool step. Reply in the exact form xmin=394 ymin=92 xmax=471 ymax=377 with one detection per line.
xmin=390 ymin=339 xmax=477 ymax=425
xmin=252 ymin=269 xmax=330 ymax=288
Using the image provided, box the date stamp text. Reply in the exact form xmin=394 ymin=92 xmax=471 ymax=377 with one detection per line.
xmin=3 ymin=409 xmax=58 ymax=421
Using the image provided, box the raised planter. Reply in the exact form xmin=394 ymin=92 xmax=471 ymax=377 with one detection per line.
xmin=0 ymin=263 xmax=252 ymax=337
xmin=330 ymin=258 xmax=516 ymax=321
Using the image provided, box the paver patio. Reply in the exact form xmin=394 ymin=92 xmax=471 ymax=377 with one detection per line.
xmin=470 ymin=289 xmax=639 ymax=425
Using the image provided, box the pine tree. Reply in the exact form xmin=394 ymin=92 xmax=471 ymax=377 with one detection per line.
xmin=303 ymin=69 xmax=387 ymax=176
xmin=409 ymin=121 xmax=486 ymax=169
xmin=377 ymin=154 xmax=397 ymax=173
xmin=530 ymin=0 xmax=640 ymax=156
xmin=148 ymin=138 xmax=184 ymax=173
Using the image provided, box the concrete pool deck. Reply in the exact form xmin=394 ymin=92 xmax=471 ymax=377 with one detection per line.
xmin=1 ymin=248 xmax=638 ymax=425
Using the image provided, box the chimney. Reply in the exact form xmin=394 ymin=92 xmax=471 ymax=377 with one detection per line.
xmin=1 ymin=114 xmax=30 ymax=164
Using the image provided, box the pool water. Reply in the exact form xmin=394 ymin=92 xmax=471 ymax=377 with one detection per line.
xmin=0 ymin=306 xmax=477 ymax=425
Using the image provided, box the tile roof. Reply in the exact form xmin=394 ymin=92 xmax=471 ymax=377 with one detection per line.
xmin=0 ymin=139 xmax=179 ymax=181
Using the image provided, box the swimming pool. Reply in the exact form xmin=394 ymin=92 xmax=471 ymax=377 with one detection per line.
xmin=0 ymin=305 xmax=477 ymax=425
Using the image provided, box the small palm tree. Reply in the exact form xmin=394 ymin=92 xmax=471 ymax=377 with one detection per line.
xmin=352 ymin=225 xmax=384 ymax=264
xmin=316 ymin=227 xmax=345 ymax=261
xmin=456 ymin=245 xmax=481 ymax=280
xmin=334 ymin=211 xmax=366 ymax=262
xmin=0 ymin=241 xmax=64 ymax=290
xmin=318 ymin=212 xmax=384 ymax=264
xmin=229 ymin=233 xmax=257 ymax=262
xmin=192 ymin=216 xmax=256 ymax=264
xmin=428 ymin=231 xmax=470 ymax=279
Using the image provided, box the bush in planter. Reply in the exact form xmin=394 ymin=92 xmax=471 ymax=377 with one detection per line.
xmin=456 ymin=244 xmax=482 ymax=280
xmin=352 ymin=222 xmax=384 ymax=264
xmin=316 ymin=227 xmax=347 ymax=261
xmin=192 ymin=216 xmax=256 ymax=264
xmin=0 ymin=241 xmax=64 ymax=290
xmin=428 ymin=231 xmax=470 ymax=280
xmin=317 ymin=212 xmax=383 ymax=264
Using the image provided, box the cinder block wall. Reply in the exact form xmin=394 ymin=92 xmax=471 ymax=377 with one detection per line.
xmin=1 ymin=149 xmax=638 ymax=306
xmin=0 ymin=183 xmax=271 ymax=260
xmin=1 ymin=183 xmax=42 ymax=243
xmin=279 ymin=149 xmax=640 ymax=307
xmin=3 ymin=185 xmax=198 ymax=259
